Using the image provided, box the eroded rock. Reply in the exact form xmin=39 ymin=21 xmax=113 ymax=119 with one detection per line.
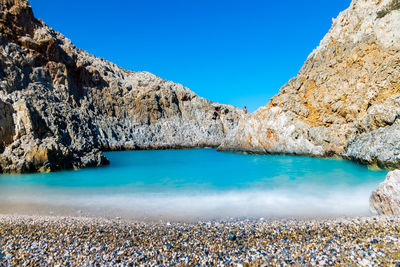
xmin=370 ymin=170 xmax=400 ymax=216
xmin=219 ymin=0 xmax=400 ymax=167
xmin=0 ymin=99 xmax=14 ymax=150
xmin=0 ymin=0 xmax=242 ymax=173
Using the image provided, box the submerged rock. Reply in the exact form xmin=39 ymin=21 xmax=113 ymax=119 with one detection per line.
xmin=0 ymin=0 xmax=242 ymax=173
xmin=219 ymin=0 xmax=400 ymax=168
xmin=370 ymin=170 xmax=400 ymax=216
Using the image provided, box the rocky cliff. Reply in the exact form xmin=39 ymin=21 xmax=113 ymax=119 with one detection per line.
xmin=0 ymin=0 xmax=243 ymax=173
xmin=219 ymin=0 xmax=400 ymax=168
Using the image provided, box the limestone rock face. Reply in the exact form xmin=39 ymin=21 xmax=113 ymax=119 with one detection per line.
xmin=0 ymin=99 xmax=14 ymax=150
xmin=370 ymin=170 xmax=400 ymax=216
xmin=0 ymin=0 xmax=242 ymax=173
xmin=220 ymin=0 xmax=400 ymax=167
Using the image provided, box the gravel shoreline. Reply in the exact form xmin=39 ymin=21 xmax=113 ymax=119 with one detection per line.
xmin=1 ymin=214 xmax=400 ymax=266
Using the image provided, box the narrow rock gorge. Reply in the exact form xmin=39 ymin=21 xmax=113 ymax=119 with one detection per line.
xmin=0 ymin=0 xmax=243 ymax=173
xmin=219 ymin=0 xmax=400 ymax=169
xmin=2 ymin=0 xmax=400 ymax=174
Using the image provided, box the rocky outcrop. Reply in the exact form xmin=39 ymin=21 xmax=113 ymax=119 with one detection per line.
xmin=0 ymin=0 xmax=242 ymax=173
xmin=219 ymin=0 xmax=400 ymax=168
xmin=0 ymin=99 xmax=15 ymax=150
xmin=370 ymin=170 xmax=400 ymax=215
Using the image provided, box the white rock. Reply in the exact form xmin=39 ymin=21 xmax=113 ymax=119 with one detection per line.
xmin=370 ymin=170 xmax=400 ymax=215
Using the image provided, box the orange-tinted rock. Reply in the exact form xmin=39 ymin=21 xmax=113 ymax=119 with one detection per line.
xmin=220 ymin=0 xmax=400 ymax=168
xmin=0 ymin=0 xmax=242 ymax=173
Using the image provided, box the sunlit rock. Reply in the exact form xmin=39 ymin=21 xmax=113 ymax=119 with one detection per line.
xmin=219 ymin=0 xmax=400 ymax=168
xmin=0 ymin=0 xmax=242 ymax=173
xmin=370 ymin=170 xmax=400 ymax=216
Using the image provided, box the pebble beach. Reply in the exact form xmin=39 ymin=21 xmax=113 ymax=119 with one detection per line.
xmin=1 ymin=215 xmax=400 ymax=266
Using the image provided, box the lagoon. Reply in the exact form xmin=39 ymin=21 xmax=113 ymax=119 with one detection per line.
xmin=0 ymin=149 xmax=387 ymax=220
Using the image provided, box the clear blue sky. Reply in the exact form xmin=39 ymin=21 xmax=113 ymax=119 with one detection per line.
xmin=30 ymin=0 xmax=350 ymax=112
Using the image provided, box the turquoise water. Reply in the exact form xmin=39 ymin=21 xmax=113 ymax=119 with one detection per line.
xmin=0 ymin=149 xmax=388 ymax=220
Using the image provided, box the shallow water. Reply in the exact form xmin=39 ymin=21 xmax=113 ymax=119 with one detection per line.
xmin=0 ymin=149 xmax=387 ymax=220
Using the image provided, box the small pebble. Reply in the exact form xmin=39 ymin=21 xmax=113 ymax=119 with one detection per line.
xmin=0 ymin=214 xmax=399 ymax=265
xmin=229 ymin=233 xmax=237 ymax=241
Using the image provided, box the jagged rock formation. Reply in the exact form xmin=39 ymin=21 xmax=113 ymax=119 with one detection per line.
xmin=0 ymin=0 xmax=242 ymax=173
xmin=370 ymin=170 xmax=400 ymax=215
xmin=219 ymin=0 xmax=400 ymax=168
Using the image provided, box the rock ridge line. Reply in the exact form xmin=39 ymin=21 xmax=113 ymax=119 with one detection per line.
xmin=0 ymin=0 xmax=243 ymax=173
xmin=219 ymin=0 xmax=400 ymax=169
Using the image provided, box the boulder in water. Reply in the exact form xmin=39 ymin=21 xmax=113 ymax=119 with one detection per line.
xmin=370 ymin=170 xmax=400 ymax=215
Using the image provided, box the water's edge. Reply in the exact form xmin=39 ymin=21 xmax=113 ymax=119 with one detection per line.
xmin=0 ymin=149 xmax=387 ymax=221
